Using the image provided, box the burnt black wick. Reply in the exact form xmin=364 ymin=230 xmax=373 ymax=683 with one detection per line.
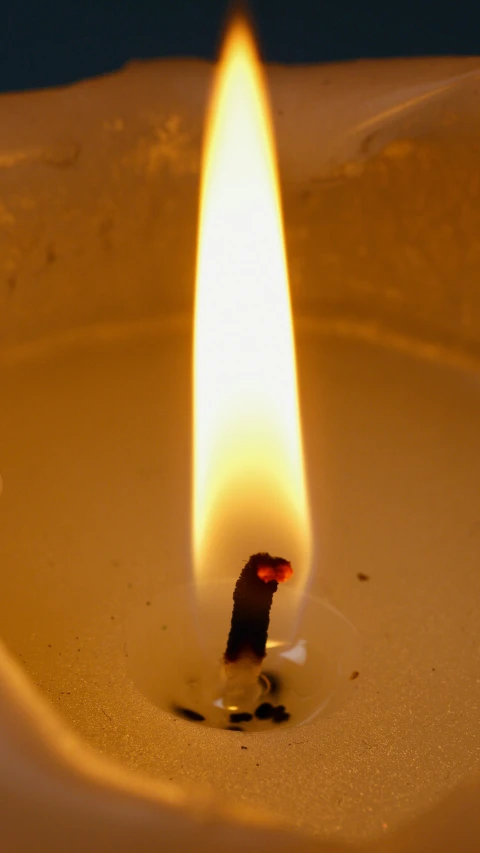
xmin=224 ymin=552 xmax=293 ymax=666
xmin=170 ymin=554 xmax=293 ymax=728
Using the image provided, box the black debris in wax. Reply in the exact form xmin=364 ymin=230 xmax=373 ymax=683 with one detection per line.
xmin=255 ymin=702 xmax=275 ymax=720
xmin=172 ymin=706 xmax=206 ymax=723
xmin=229 ymin=711 xmax=253 ymax=723
xmin=271 ymin=705 xmax=290 ymax=724
xmin=224 ymin=553 xmax=287 ymax=664
xmin=171 ymin=700 xmax=291 ymax=728
xmin=254 ymin=701 xmax=290 ymax=723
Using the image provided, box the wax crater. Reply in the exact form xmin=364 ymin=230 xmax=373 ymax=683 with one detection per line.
xmin=0 ymin=327 xmax=479 ymax=840
xmin=124 ymin=579 xmax=360 ymax=732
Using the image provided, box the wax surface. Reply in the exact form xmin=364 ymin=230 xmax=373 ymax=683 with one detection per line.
xmin=0 ymin=324 xmax=479 ymax=842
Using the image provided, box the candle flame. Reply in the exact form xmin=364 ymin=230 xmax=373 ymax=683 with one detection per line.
xmin=193 ymin=15 xmax=312 ymax=632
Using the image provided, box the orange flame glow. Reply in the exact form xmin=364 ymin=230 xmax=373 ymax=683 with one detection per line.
xmin=193 ymin=16 xmax=312 ymax=633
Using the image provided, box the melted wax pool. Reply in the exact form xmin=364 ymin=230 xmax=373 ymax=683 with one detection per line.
xmin=125 ymin=581 xmax=360 ymax=731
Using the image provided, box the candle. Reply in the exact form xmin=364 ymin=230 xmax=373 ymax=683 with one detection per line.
xmin=1 ymin=18 xmax=480 ymax=851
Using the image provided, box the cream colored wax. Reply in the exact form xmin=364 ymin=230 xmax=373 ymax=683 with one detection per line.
xmin=0 ymin=321 xmax=480 ymax=844
xmin=1 ymin=55 xmax=480 ymax=853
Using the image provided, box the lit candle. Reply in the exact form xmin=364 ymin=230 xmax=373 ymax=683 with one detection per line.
xmin=1 ymin=13 xmax=480 ymax=853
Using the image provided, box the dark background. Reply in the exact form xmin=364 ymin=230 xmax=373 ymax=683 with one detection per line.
xmin=2 ymin=0 xmax=480 ymax=93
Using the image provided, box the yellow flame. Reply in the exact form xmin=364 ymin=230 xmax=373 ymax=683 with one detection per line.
xmin=193 ymin=16 xmax=312 ymax=628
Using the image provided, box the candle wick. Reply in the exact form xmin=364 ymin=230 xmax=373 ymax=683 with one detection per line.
xmin=221 ymin=553 xmax=292 ymax=709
